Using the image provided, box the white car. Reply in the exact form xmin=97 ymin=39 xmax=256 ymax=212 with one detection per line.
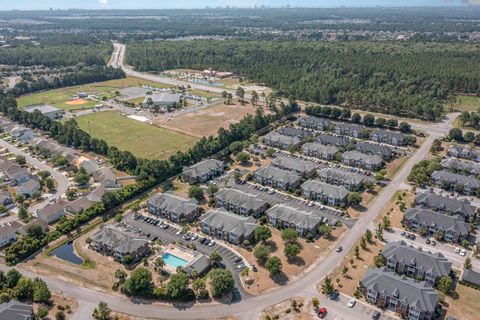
xmin=460 ymin=249 xmax=467 ymax=256
xmin=175 ymin=230 xmax=182 ymax=235
xmin=347 ymin=299 xmax=356 ymax=308
xmin=454 ymin=247 xmax=460 ymax=254
xmin=209 ymin=240 xmax=215 ymax=246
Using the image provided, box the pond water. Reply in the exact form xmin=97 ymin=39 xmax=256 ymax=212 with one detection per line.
xmin=49 ymin=241 xmax=83 ymax=265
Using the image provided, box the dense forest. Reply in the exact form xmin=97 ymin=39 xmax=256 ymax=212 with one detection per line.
xmin=0 ymin=44 xmax=113 ymax=67
xmin=126 ymin=40 xmax=480 ymax=121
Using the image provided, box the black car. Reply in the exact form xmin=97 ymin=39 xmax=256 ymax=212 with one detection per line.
xmin=233 ymin=256 xmax=242 ymax=263
xmin=330 ymin=290 xmax=339 ymax=300
xmin=372 ymin=311 xmax=381 ymax=320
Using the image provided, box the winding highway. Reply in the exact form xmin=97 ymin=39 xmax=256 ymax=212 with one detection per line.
xmin=3 ymin=44 xmax=458 ymax=319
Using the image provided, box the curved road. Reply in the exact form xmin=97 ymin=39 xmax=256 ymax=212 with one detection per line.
xmin=5 ymin=44 xmax=457 ymax=319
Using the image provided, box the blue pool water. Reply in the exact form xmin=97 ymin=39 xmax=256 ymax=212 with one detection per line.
xmin=162 ymin=253 xmax=188 ymax=268
xmin=50 ymin=242 xmax=83 ymax=265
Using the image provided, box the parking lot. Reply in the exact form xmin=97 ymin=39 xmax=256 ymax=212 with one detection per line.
xmin=123 ymin=212 xmax=254 ymax=299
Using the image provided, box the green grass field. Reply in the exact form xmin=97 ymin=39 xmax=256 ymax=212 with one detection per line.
xmin=16 ymin=77 xmax=172 ymax=111
xmin=75 ymin=111 xmax=197 ymax=159
xmin=453 ymin=95 xmax=480 ymax=112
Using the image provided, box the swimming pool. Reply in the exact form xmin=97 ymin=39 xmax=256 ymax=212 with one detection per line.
xmin=162 ymin=253 xmax=188 ymax=268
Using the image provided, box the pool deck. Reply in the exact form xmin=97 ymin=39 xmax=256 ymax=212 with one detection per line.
xmin=160 ymin=244 xmax=200 ymax=273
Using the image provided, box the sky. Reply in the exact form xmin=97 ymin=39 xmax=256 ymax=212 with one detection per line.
xmin=0 ymin=0 xmax=476 ymax=10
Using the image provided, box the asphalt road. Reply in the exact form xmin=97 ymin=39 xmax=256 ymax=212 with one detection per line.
xmin=0 ymin=139 xmax=69 ymax=212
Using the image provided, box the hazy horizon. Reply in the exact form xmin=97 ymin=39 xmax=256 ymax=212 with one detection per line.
xmin=1 ymin=0 xmax=477 ymax=11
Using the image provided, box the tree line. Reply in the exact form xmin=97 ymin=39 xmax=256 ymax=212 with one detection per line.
xmin=126 ymin=40 xmax=480 ymax=121
xmin=0 ymin=94 xmax=299 ymax=265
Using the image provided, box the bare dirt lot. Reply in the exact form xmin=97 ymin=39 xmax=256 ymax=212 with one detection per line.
xmin=154 ymin=101 xmax=260 ymax=138
xmin=261 ymin=297 xmax=315 ymax=320
xmin=444 ymin=283 xmax=480 ymax=320
xmin=65 ymin=98 xmax=89 ymax=106
xmin=239 ymin=226 xmax=346 ymax=295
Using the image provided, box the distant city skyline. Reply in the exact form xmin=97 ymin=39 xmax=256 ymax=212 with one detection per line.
xmin=1 ymin=0 xmax=476 ymax=11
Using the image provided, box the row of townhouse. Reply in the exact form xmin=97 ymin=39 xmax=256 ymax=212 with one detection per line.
xmin=214 ymin=188 xmax=267 ymax=218
xmin=447 ymin=145 xmax=479 ymax=161
xmin=355 ymin=141 xmax=393 ymax=160
xmin=317 ymin=167 xmax=374 ymax=191
xmin=254 ymin=165 xmax=302 ymax=191
xmin=266 ymin=204 xmax=324 ymax=237
xmin=297 ymin=116 xmax=331 ymax=131
xmin=342 ymin=150 xmax=383 ymax=171
xmin=360 ymin=268 xmax=438 ymax=320
xmin=431 ymin=170 xmax=480 ymax=195
xmin=381 ymin=241 xmax=452 ymax=286
xmin=301 ymin=179 xmax=349 ymax=206
xmin=271 ymin=154 xmax=318 ymax=177
xmin=315 ymin=133 xmax=350 ymax=147
xmin=414 ymin=191 xmax=476 ymax=222
xmin=182 ymin=159 xmax=225 ymax=184
xmin=262 ymin=131 xmax=302 ymax=150
xmin=402 ymin=207 xmax=471 ymax=243
xmin=147 ymin=193 xmax=200 ymax=223
xmin=277 ymin=127 xmax=314 ymax=139
xmin=440 ymin=158 xmax=480 ymax=175
xmin=370 ymin=129 xmax=405 ymax=146
xmin=301 ymin=142 xmax=339 ymax=160
xmin=335 ymin=123 xmax=364 ymax=139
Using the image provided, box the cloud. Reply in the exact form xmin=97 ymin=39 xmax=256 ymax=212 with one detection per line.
xmin=99 ymin=0 xmax=108 ymax=5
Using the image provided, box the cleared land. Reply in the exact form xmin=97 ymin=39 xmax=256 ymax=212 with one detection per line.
xmin=75 ymin=111 xmax=197 ymax=159
xmin=155 ymin=101 xmax=260 ymax=138
xmin=444 ymin=284 xmax=480 ymax=320
xmin=452 ymin=95 xmax=480 ymax=112
xmin=16 ymin=76 xmax=166 ymax=111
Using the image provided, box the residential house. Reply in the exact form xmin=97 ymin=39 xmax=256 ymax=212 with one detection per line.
xmin=0 ymin=191 xmax=13 ymax=207
xmin=447 ymin=145 xmax=479 ymax=161
xmin=403 ymin=207 xmax=470 ymax=243
xmin=298 ymin=116 xmax=331 ymax=131
xmin=315 ymin=133 xmax=350 ymax=147
xmin=93 ymin=167 xmax=120 ymax=189
xmin=302 ymin=142 xmax=338 ymax=160
xmin=271 ymin=154 xmax=318 ymax=177
xmin=182 ymin=159 xmax=224 ymax=183
xmin=147 ymin=193 xmax=200 ymax=223
xmin=37 ymin=200 xmax=68 ymax=224
xmin=382 ymin=241 xmax=452 ymax=286
xmin=87 ymin=186 xmax=107 ymax=203
xmin=0 ymin=156 xmax=32 ymax=185
xmin=10 ymin=127 xmax=36 ymax=144
xmin=200 ymin=209 xmax=257 ymax=245
xmin=214 ymin=188 xmax=267 ymax=217
xmin=460 ymin=269 xmax=480 ymax=289
xmin=254 ymin=166 xmax=302 ymax=190
xmin=77 ymin=157 xmax=99 ymax=175
xmin=360 ymin=268 xmax=438 ymax=320
xmin=335 ymin=123 xmax=364 ymax=138
xmin=262 ymin=132 xmax=302 ymax=150
xmin=0 ymin=224 xmax=16 ymax=247
xmin=301 ymin=179 xmax=349 ymax=206
xmin=0 ymin=300 xmax=34 ymax=320
xmin=278 ymin=127 xmax=314 ymax=139
xmin=16 ymin=179 xmax=41 ymax=197
xmin=267 ymin=204 xmax=324 ymax=237
xmin=90 ymin=223 xmax=150 ymax=262
xmin=440 ymin=158 xmax=480 ymax=175
xmin=65 ymin=197 xmax=94 ymax=215
xmin=414 ymin=191 xmax=476 ymax=222
xmin=370 ymin=129 xmax=405 ymax=146
xmin=342 ymin=151 xmax=383 ymax=170
xmin=15 ymin=219 xmax=48 ymax=237
xmin=431 ymin=170 xmax=480 ymax=195
xmin=318 ymin=167 xmax=374 ymax=191
xmin=356 ymin=142 xmax=393 ymax=160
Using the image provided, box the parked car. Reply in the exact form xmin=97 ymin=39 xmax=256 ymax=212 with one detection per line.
xmin=455 ymin=247 xmax=461 ymax=254
xmin=330 ymin=290 xmax=339 ymax=300
xmin=209 ymin=240 xmax=216 ymax=246
xmin=237 ymin=262 xmax=246 ymax=270
xmin=336 ymin=246 xmax=342 ymax=253
xmin=400 ymin=231 xmax=406 ymax=236
xmin=372 ymin=311 xmax=381 ymax=320
xmin=426 ymin=238 xmax=431 ymax=245
xmin=460 ymin=249 xmax=467 ymax=256
xmin=347 ymin=299 xmax=356 ymax=308
xmin=233 ymin=256 xmax=242 ymax=263
xmin=318 ymin=307 xmax=328 ymax=318
xmin=431 ymin=240 xmax=436 ymax=246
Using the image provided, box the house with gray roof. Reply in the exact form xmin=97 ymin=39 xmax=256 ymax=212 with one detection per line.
xmin=0 ymin=300 xmax=34 ymax=320
xmin=37 ymin=200 xmax=68 ymax=224
xmin=10 ymin=127 xmax=36 ymax=144
xmin=15 ymin=219 xmax=48 ymax=237
xmin=142 ymin=93 xmax=181 ymax=109
xmin=267 ymin=204 xmax=324 ymax=237
xmin=335 ymin=123 xmax=364 ymax=138
xmin=318 ymin=167 xmax=373 ymax=191
xmin=254 ymin=166 xmax=302 ymax=191
xmin=271 ymin=154 xmax=318 ymax=177
xmin=315 ymin=133 xmax=350 ymax=147
xmin=460 ymin=269 xmax=480 ymax=289
xmin=93 ymin=167 xmax=120 ymax=189
xmin=65 ymin=197 xmax=94 ymax=215
xmin=414 ymin=192 xmax=476 ymax=222
xmin=447 ymin=145 xmax=479 ymax=161
xmin=147 ymin=193 xmax=200 ymax=223
xmin=342 ymin=150 xmax=383 ymax=171
xmin=403 ymin=207 xmax=471 ymax=243
xmin=382 ymin=241 xmax=452 ymax=286
xmin=24 ymin=105 xmax=61 ymax=120
xmin=0 ymin=191 xmax=13 ymax=207
xmin=298 ymin=116 xmax=331 ymax=131
xmin=0 ymin=224 xmax=16 ymax=247
xmin=90 ymin=223 xmax=150 ymax=262
xmin=356 ymin=142 xmax=393 ymax=160
xmin=16 ymin=179 xmax=41 ymax=197
xmin=215 ymin=188 xmax=267 ymax=218
xmin=183 ymin=252 xmax=211 ymax=277
xmin=302 ymin=142 xmax=338 ymax=160
xmin=440 ymin=158 xmax=480 ymax=175
xmin=370 ymin=129 xmax=405 ymax=146
xmin=200 ymin=209 xmax=257 ymax=245
xmin=262 ymin=132 xmax=302 ymax=150
xmin=0 ymin=156 xmax=32 ymax=185
xmin=360 ymin=268 xmax=438 ymax=320
xmin=431 ymin=170 xmax=480 ymax=195
xmin=301 ymin=180 xmax=349 ymax=206
xmin=277 ymin=127 xmax=313 ymax=139
xmin=182 ymin=159 xmax=224 ymax=183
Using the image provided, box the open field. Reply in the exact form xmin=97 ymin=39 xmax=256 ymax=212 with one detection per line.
xmin=155 ymin=101 xmax=260 ymax=138
xmin=75 ymin=111 xmax=197 ymax=159
xmin=16 ymin=76 xmax=167 ymax=111
xmin=452 ymin=95 xmax=480 ymax=112
xmin=444 ymin=284 xmax=480 ymax=320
